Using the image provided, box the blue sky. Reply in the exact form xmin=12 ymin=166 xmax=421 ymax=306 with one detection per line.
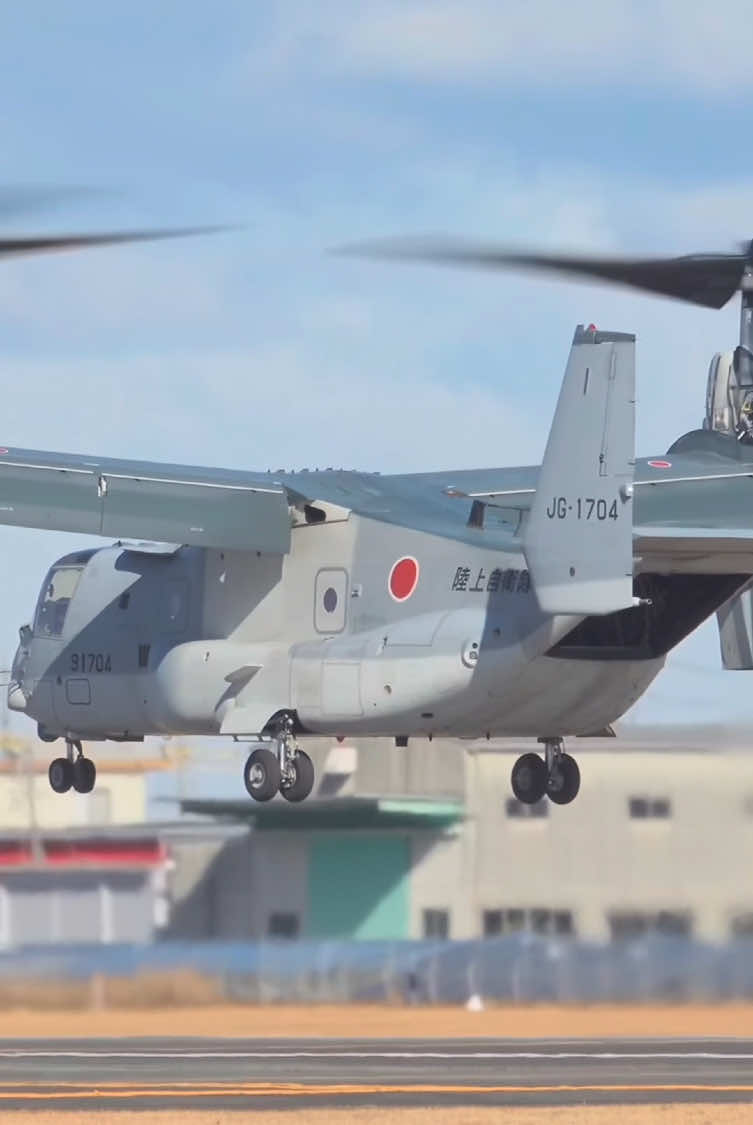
xmin=1 ymin=0 xmax=753 ymax=746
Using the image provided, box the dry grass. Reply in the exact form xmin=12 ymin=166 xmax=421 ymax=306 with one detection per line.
xmin=103 ymin=970 xmax=223 ymax=1009
xmin=0 ymin=1107 xmax=752 ymax=1124
xmin=1 ymin=1002 xmax=752 ymax=1039
xmin=0 ymin=971 xmax=222 ymax=1011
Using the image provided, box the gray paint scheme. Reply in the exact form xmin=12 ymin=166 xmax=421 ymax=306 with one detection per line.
xmin=0 ymin=452 xmax=290 ymax=553
xmin=5 ymin=326 xmax=753 ymax=756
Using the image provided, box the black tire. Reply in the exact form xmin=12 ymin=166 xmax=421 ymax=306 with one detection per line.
xmin=547 ymin=753 xmax=581 ymax=805
xmin=48 ymin=757 xmax=73 ymax=794
xmin=72 ymin=757 xmax=96 ymax=794
xmin=244 ymin=747 xmax=280 ymax=802
xmin=280 ymin=750 xmax=315 ymax=803
xmin=511 ymin=752 xmax=547 ymax=804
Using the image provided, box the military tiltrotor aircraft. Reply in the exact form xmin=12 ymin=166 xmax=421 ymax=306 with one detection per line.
xmin=7 ymin=225 xmax=753 ymax=810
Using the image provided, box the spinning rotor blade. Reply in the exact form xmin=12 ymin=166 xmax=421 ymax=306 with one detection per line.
xmin=0 ymin=186 xmax=224 ymax=260
xmin=0 ymin=225 xmax=226 ymax=261
xmin=339 ymin=237 xmax=753 ymax=310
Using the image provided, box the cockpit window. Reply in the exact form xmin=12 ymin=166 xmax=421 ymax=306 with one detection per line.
xmin=34 ymin=565 xmax=85 ymax=637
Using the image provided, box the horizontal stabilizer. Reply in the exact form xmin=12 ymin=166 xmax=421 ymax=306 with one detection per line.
xmin=524 ymin=326 xmax=636 ymax=615
xmin=635 ymin=527 xmax=753 ymax=573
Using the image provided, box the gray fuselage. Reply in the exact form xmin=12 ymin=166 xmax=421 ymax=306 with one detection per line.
xmin=9 ymin=512 xmax=668 ymax=744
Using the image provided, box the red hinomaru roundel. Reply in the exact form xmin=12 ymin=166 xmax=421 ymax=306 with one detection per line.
xmin=389 ymin=556 xmax=419 ymax=602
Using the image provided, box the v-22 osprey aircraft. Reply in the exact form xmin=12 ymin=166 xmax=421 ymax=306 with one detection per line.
xmin=7 ymin=230 xmax=753 ymax=809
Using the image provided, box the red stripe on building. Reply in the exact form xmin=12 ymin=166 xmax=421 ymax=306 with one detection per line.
xmin=0 ymin=839 xmax=166 ymax=868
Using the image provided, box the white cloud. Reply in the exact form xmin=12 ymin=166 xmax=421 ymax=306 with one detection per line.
xmin=243 ymin=0 xmax=753 ymax=94
xmin=1 ymin=342 xmax=537 ymax=473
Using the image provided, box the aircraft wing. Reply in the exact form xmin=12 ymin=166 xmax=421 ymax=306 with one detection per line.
xmin=0 ymin=446 xmax=291 ymax=553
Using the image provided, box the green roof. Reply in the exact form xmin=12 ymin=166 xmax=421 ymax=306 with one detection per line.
xmin=179 ymin=795 xmax=464 ymax=831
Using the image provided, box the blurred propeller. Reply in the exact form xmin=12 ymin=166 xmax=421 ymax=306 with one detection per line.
xmin=337 ymin=236 xmax=753 ymax=310
xmin=0 ymin=226 xmax=227 ymax=261
xmin=0 ymin=185 xmax=228 ymax=262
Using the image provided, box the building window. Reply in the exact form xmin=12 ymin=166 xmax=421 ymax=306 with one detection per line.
xmin=505 ymin=797 xmax=548 ymax=819
xmin=609 ymin=912 xmax=648 ymax=940
xmin=628 ymin=796 xmax=672 ymax=819
xmin=268 ymin=912 xmax=300 ymax=939
xmin=423 ymin=909 xmax=449 ymax=939
xmin=482 ymin=907 xmax=574 ymax=938
xmin=654 ymin=910 xmax=690 ymax=936
xmin=530 ymin=908 xmax=550 ymax=934
xmin=505 ymin=908 xmax=526 ymax=932
xmin=608 ymin=910 xmax=692 ymax=941
xmin=553 ymin=910 xmax=574 ymax=936
xmin=731 ymin=913 xmax=753 ymax=938
xmin=483 ymin=910 xmax=503 ymax=937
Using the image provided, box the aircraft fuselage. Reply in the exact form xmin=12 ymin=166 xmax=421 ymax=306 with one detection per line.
xmin=9 ymin=507 xmax=728 ymax=745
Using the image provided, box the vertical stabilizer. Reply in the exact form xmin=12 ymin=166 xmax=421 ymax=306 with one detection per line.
xmin=524 ymin=325 xmax=636 ymax=615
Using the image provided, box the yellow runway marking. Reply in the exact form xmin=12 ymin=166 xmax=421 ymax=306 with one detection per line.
xmin=1 ymin=1083 xmax=753 ymax=1100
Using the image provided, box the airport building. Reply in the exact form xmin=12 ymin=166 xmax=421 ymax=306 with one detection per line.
xmin=166 ymin=729 xmax=753 ymax=945
xmin=1 ymin=728 xmax=753 ymax=946
xmin=0 ymin=745 xmax=171 ymax=946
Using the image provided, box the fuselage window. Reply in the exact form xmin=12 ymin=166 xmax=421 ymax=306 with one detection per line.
xmin=33 ymin=565 xmax=85 ymax=637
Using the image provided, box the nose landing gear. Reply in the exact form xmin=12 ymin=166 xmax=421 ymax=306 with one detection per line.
xmin=510 ymin=737 xmax=580 ymax=806
xmin=48 ymin=739 xmax=97 ymax=795
xmin=242 ymin=717 xmax=316 ymax=804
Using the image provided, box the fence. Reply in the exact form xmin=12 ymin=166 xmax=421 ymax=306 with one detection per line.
xmin=0 ymin=934 xmax=752 ymax=1004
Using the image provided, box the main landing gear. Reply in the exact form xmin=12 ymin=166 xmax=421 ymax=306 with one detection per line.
xmin=243 ymin=717 xmax=315 ymax=804
xmin=48 ymin=739 xmax=97 ymax=795
xmin=511 ymin=737 xmax=580 ymax=806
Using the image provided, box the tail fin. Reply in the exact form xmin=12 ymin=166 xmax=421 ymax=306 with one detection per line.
xmin=524 ymin=325 xmax=636 ymax=615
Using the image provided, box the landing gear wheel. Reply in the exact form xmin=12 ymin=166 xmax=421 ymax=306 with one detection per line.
xmin=244 ymin=747 xmax=280 ymax=802
xmin=547 ymin=753 xmax=580 ymax=805
xmin=280 ymin=750 xmax=315 ymax=803
xmin=511 ymin=752 xmax=547 ymax=804
xmin=48 ymin=757 xmax=73 ymax=794
xmin=72 ymin=757 xmax=96 ymax=794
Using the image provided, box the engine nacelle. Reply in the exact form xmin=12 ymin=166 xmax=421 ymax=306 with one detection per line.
xmin=704 ymin=348 xmax=753 ymax=437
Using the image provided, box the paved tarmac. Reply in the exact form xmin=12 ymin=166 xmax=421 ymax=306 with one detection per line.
xmin=0 ymin=1037 xmax=752 ymax=1110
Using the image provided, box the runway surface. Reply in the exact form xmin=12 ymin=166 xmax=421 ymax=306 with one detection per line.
xmin=0 ymin=1037 xmax=752 ymax=1110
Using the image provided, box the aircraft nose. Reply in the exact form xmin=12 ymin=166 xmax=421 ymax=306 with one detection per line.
xmin=8 ymin=628 xmax=31 ymax=712
xmin=7 ymin=678 xmax=26 ymax=712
